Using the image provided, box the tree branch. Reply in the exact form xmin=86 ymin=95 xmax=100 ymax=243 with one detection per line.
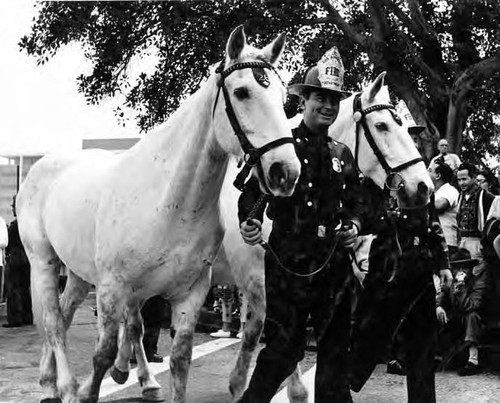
xmin=367 ymin=0 xmax=390 ymax=43
xmin=447 ymin=51 xmax=500 ymax=152
xmin=383 ymin=0 xmax=420 ymax=34
xmin=315 ymin=0 xmax=368 ymax=46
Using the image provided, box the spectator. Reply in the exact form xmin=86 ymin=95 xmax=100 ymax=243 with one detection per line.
xmin=0 ymin=215 xmax=7 ymax=302
xmin=2 ymin=196 xmax=33 ymax=328
xmin=436 ymin=248 xmax=490 ymax=376
xmin=476 ymin=170 xmax=500 ymax=196
xmin=209 ymin=284 xmax=248 ymax=339
xmin=131 ymin=295 xmax=167 ymax=363
xmin=429 ymin=139 xmax=461 ymax=173
xmin=428 ymin=161 xmax=460 ymax=257
xmin=456 ymin=162 xmax=495 ymax=262
xmin=484 ymin=197 xmax=500 ymax=259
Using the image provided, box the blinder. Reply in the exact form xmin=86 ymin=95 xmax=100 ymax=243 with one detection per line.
xmin=213 ymin=60 xmax=292 ymax=191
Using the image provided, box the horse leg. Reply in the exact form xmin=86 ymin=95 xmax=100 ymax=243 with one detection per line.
xmin=30 ymin=254 xmax=79 ymax=403
xmin=286 ymin=364 xmax=309 ymax=403
xmin=110 ymin=319 xmax=132 ymax=385
xmin=77 ymin=285 xmax=123 ymax=403
xmin=59 ymin=270 xmax=91 ymax=329
xmin=169 ymin=266 xmax=211 ymax=403
xmin=126 ymin=306 xmax=164 ymax=402
xmin=229 ymin=276 xmax=266 ymax=402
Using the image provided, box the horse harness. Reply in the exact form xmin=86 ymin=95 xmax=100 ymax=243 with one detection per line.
xmin=213 ymin=59 xmax=293 ymax=192
xmin=352 ymin=93 xmax=424 ymax=194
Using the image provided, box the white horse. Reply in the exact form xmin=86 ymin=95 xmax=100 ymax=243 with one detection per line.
xmin=16 ymin=26 xmax=301 ymax=403
xmin=216 ymin=72 xmax=434 ymax=401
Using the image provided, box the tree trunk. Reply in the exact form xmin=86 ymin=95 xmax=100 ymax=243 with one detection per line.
xmin=447 ymin=52 xmax=500 ymax=154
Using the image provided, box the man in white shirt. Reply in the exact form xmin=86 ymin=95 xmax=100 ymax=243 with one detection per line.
xmin=429 ymin=139 xmax=461 ymax=173
xmin=428 ymin=161 xmax=459 ymax=256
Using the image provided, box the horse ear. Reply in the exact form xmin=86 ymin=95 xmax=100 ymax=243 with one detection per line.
xmin=226 ymin=25 xmax=247 ymax=60
xmin=262 ymin=33 xmax=286 ymax=65
xmin=367 ymin=72 xmax=387 ymax=102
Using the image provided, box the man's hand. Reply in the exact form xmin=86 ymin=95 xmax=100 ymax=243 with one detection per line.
xmin=439 ymin=268 xmax=453 ymax=288
xmin=240 ymin=219 xmax=263 ymax=246
xmin=339 ymin=222 xmax=359 ymax=249
xmin=436 ymin=306 xmax=448 ymax=325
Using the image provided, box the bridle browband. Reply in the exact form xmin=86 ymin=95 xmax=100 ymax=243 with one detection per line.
xmin=213 ymin=59 xmax=293 ymax=191
xmin=352 ymin=93 xmax=424 ymax=191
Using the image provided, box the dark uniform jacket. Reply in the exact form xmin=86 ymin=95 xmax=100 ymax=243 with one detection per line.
xmin=350 ymin=178 xmax=451 ymax=395
xmin=238 ymin=121 xmax=366 ymax=270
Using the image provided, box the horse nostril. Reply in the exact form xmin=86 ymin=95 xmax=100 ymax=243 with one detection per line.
xmin=417 ymin=181 xmax=428 ymax=195
xmin=269 ymin=162 xmax=287 ymax=188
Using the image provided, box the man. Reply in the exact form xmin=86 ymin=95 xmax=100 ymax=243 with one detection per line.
xmin=429 ymin=139 xmax=461 ymax=172
xmin=3 ymin=197 xmax=33 ymax=328
xmin=456 ymin=162 xmax=495 ymax=262
xmin=237 ymin=47 xmax=364 ymax=403
xmin=0 ymin=215 xmax=7 ymax=302
xmin=428 ymin=161 xmax=459 ymax=256
xmin=349 ymin=111 xmax=452 ymax=402
xmin=451 ymin=162 xmax=495 ymax=374
xmin=436 ymin=248 xmax=490 ymax=376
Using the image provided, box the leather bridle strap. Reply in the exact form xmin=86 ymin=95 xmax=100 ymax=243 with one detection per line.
xmin=213 ymin=60 xmax=293 ymax=191
xmin=352 ymin=93 xmax=424 ymax=180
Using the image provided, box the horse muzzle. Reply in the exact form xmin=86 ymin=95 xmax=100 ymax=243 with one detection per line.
xmin=397 ymin=180 xmax=433 ymax=209
xmin=265 ymin=160 xmax=300 ymax=197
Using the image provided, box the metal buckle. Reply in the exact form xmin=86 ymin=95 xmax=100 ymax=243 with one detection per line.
xmin=243 ymin=148 xmax=260 ymax=167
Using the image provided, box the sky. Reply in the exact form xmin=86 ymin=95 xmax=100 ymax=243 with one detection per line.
xmin=0 ymin=0 xmax=140 ymax=157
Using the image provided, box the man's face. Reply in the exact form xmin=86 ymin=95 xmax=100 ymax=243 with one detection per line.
xmin=427 ymin=163 xmax=439 ymax=184
xmin=301 ymin=90 xmax=340 ymax=133
xmin=457 ymin=169 xmax=476 ymax=193
xmin=438 ymin=140 xmax=449 ymax=155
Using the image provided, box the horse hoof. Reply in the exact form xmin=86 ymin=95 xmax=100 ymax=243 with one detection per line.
xmin=110 ymin=365 xmax=129 ymax=384
xmin=142 ymin=387 xmax=166 ymax=402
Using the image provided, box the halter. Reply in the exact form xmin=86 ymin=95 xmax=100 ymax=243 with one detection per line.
xmin=213 ymin=59 xmax=294 ymax=192
xmin=352 ymin=93 xmax=424 ymax=192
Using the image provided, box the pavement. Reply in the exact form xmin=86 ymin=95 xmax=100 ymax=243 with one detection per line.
xmin=2 ymin=295 xmax=500 ymax=403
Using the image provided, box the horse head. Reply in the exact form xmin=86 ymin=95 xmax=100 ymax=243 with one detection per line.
xmin=213 ymin=25 xmax=300 ymax=197
xmin=330 ymin=72 xmax=433 ymax=209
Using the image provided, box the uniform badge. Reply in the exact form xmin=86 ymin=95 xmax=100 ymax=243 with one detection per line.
xmin=332 ymin=157 xmax=342 ymax=173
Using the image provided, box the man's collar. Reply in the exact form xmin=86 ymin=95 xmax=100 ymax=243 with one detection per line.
xmin=297 ymin=121 xmax=329 ymax=139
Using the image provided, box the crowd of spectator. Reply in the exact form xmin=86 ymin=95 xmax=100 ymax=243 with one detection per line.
xmin=424 ymin=142 xmax=500 ymax=376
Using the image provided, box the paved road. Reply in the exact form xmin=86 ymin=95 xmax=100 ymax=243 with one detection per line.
xmin=1 ymin=295 xmax=500 ymax=403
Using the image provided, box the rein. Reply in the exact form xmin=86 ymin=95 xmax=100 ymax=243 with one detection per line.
xmin=213 ymin=60 xmax=294 ymax=192
xmin=247 ymin=194 xmax=351 ymax=278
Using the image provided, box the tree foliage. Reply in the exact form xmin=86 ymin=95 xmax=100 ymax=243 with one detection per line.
xmin=21 ymin=0 xmax=500 ymax=165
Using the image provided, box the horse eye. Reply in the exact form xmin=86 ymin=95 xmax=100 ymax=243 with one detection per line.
xmin=234 ymin=87 xmax=249 ymax=100
xmin=375 ymin=122 xmax=388 ymax=131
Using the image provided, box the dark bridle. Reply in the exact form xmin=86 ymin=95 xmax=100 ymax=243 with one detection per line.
xmin=213 ymin=59 xmax=295 ymax=192
xmin=352 ymin=93 xmax=424 ymax=192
